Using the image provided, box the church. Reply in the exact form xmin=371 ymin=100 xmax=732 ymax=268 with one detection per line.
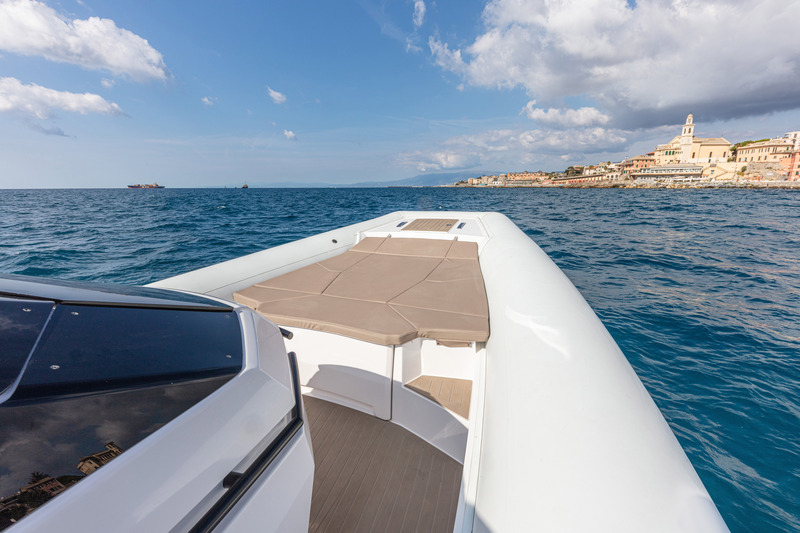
xmin=654 ymin=115 xmax=732 ymax=165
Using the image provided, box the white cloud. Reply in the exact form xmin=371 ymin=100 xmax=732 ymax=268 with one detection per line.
xmin=361 ymin=1 xmax=425 ymax=53
xmin=523 ymin=102 xmax=610 ymax=128
xmin=406 ymin=37 xmax=422 ymax=53
xmin=428 ymin=37 xmax=466 ymax=74
xmin=400 ymin=150 xmax=480 ymax=172
xmin=101 ymin=78 xmax=115 ymax=89
xmin=267 ymin=86 xmax=286 ymax=104
xmin=399 ymin=126 xmax=628 ymax=171
xmin=0 ymin=76 xmax=123 ymax=119
xmin=0 ymin=0 xmax=168 ymax=81
xmin=283 ymin=129 xmax=297 ymax=140
xmin=413 ymin=1 xmax=426 ymax=28
xmin=451 ymin=127 xmax=626 ymax=155
xmin=430 ymin=0 xmax=800 ymax=128
xmin=201 ymin=96 xmax=216 ymax=106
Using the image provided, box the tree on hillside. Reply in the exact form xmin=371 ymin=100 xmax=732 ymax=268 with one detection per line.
xmin=564 ymin=166 xmax=584 ymax=176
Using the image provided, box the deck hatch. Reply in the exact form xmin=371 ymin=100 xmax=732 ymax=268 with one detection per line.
xmin=400 ymin=218 xmax=458 ymax=232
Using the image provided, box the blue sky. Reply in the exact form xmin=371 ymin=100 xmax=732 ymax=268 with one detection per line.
xmin=1 ymin=0 xmax=799 ymax=188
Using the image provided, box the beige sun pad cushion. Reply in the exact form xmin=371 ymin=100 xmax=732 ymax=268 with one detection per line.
xmin=234 ymin=236 xmax=489 ymax=346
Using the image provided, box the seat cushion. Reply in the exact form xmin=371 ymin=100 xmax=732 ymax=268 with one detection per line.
xmin=233 ymin=236 xmax=489 ymax=346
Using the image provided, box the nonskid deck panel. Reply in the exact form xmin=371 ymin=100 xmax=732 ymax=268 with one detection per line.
xmin=405 ymin=376 xmax=472 ymax=420
xmin=304 ymin=395 xmax=462 ymax=532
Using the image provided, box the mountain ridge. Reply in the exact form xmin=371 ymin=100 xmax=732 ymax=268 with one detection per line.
xmin=228 ymin=171 xmax=494 ymax=188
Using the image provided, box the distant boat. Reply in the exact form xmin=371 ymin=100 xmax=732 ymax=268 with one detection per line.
xmin=241 ymin=183 xmax=249 ymax=189
xmin=128 ymin=183 xmax=165 ymax=189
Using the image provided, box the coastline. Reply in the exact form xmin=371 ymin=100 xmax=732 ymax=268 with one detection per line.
xmin=449 ymin=180 xmax=800 ymax=190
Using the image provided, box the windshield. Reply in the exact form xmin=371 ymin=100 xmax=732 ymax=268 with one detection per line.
xmin=12 ymin=304 xmax=243 ymax=402
xmin=0 ymin=298 xmax=52 ymax=395
xmin=0 ymin=301 xmax=244 ymax=529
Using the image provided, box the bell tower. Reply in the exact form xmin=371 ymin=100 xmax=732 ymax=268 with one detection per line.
xmin=681 ymin=114 xmax=695 ymax=163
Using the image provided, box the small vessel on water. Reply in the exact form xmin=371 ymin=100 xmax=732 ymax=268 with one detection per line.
xmin=0 ymin=211 xmax=728 ymax=532
xmin=241 ymin=184 xmax=249 ymax=189
xmin=127 ymin=182 xmax=165 ymax=189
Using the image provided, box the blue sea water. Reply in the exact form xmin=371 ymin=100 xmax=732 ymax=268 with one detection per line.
xmin=1 ymin=187 xmax=799 ymax=532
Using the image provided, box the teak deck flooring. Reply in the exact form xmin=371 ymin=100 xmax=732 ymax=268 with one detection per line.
xmin=405 ymin=376 xmax=472 ymax=420
xmin=401 ymin=218 xmax=459 ymax=232
xmin=304 ymin=395 xmax=462 ymax=533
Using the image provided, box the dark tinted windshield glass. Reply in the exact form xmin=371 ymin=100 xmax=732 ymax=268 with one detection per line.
xmin=11 ymin=305 xmax=243 ymax=402
xmin=0 ymin=298 xmax=52 ymax=394
xmin=0 ymin=375 xmax=233 ymax=530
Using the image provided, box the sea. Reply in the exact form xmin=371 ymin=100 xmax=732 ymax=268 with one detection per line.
xmin=1 ymin=187 xmax=798 ymax=532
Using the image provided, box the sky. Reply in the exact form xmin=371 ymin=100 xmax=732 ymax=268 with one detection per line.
xmin=0 ymin=0 xmax=799 ymax=188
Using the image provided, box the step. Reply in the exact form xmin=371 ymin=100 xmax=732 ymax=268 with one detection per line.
xmin=405 ymin=375 xmax=472 ymax=420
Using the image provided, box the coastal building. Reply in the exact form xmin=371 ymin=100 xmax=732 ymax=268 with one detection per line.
xmin=468 ymin=174 xmax=505 ymax=186
xmin=550 ymin=174 xmax=609 ymax=185
xmin=506 ymin=171 xmax=547 ymax=182
xmin=736 ymin=137 xmax=795 ymax=164
xmin=784 ymin=131 xmax=800 ymax=150
xmin=632 ymin=164 xmax=703 ymax=183
xmin=654 ymin=114 xmax=732 ymax=165
xmin=466 ymin=171 xmax=549 ymax=186
xmin=784 ymin=150 xmax=800 ymax=180
xmin=701 ymin=162 xmax=738 ymax=181
xmin=77 ymin=442 xmax=124 ymax=475
xmin=603 ymin=167 xmax=622 ymax=181
xmin=20 ymin=477 xmax=66 ymax=497
xmin=581 ymin=162 xmax=616 ymax=176
xmin=620 ymin=154 xmax=655 ymax=176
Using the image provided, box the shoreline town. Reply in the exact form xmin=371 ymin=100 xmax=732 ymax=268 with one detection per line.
xmin=452 ymin=115 xmax=800 ymax=189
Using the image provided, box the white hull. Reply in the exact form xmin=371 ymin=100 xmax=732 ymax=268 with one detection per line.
xmin=151 ymin=211 xmax=728 ymax=532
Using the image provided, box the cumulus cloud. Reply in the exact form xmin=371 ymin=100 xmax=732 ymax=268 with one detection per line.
xmin=524 ymin=102 xmax=610 ymax=128
xmin=430 ymin=0 xmax=800 ymax=128
xmin=413 ymin=1 xmax=426 ymax=28
xmin=453 ymin=127 xmax=627 ymax=155
xmin=399 ymin=126 xmax=628 ymax=171
xmin=283 ymin=129 xmax=297 ymax=140
xmin=0 ymin=77 xmax=123 ymax=119
xmin=400 ymin=150 xmax=480 ymax=172
xmin=201 ymin=96 xmax=216 ymax=106
xmin=267 ymin=86 xmax=286 ymax=104
xmin=0 ymin=0 xmax=168 ymax=81
xmin=101 ymin=78 xmax=115 ymax=89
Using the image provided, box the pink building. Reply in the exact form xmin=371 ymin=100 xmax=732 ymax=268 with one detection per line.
xmin=787 ymin=150 xmax=800 ymax=181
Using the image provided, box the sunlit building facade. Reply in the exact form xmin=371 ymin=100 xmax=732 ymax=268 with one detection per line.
xmin=736 ymin=138 xmax=794 ymax=164
xmin=654 ymin=114 xmax=732 ymax=165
